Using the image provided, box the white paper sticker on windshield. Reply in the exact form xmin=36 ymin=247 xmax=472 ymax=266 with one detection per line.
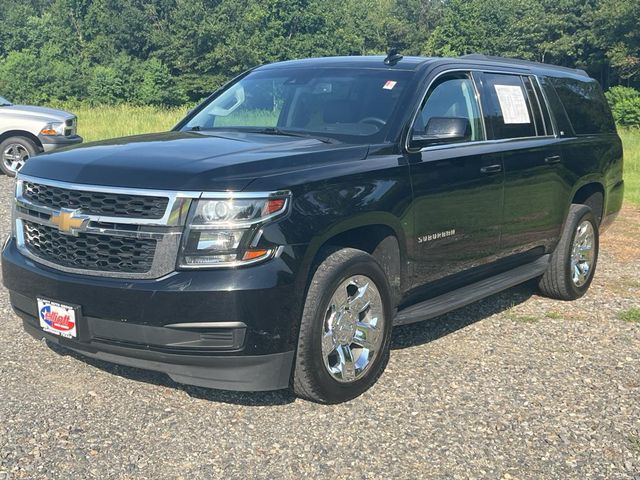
xmin=383 ymin=80 xmax=397 ymax=90
xmin=494 ymin=84 xmax=530 ymax=124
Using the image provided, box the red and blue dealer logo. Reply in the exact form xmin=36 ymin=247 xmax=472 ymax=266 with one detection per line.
xmin=39 ymin=305 xmax=75 ymax=332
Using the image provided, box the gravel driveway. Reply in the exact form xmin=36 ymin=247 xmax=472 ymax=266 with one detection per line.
xmin=0 ymin=174 xmax=638 ymax=480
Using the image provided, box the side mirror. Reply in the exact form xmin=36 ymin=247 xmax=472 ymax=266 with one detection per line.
xmin=410 ymin=117 xmax=471 ymax=149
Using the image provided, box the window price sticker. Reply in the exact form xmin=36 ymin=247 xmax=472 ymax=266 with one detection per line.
xmin=494 ymin=84 xmax=531 ymax=124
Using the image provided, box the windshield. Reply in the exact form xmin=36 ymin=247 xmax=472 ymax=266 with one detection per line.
xmin=180 ymin=68 xmax=414 ymax=143
xmin=0 ymin=96 xmax=11 ymax=106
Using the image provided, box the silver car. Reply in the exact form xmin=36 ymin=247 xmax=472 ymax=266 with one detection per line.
xmin=0 ymin=95 xmax=83 ymax=176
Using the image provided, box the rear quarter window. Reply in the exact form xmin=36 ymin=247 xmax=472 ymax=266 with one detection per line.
xmin=549 ymin=77 xmax=616 ymax=135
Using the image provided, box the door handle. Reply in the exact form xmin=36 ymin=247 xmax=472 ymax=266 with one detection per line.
xmin=544 ymin=155 xmax=561 ymax=164
xmin=480 ymin=164 xmax=502 ymax=174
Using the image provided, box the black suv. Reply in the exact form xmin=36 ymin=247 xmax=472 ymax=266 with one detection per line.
xmin=2 ymin=54 xmax=624 ymax=403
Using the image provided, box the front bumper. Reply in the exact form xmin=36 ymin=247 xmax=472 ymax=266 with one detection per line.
xmin=39 ymin=134 xmax=83 ymax=152
xmin=2 ymin=238 xmax=307 ymax=391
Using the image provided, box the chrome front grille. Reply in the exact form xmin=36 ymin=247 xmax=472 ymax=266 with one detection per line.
xmin=64 ymin=117 xmax=77 ymax=137
xmin=23 ymin=221 xmax=157 ymax=273
xmin=14 ymin=175 xmax=197 ymax=279
xmin=23 ymin=181 xmax=169 ymax=219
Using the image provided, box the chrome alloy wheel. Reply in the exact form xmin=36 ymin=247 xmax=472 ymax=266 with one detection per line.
xmin=571 ymin=220 xmax=595 ymax=287
xmin=2 ymin=143 xmax=29 ymax=173
xmin=321 ymin=275 xmax=385 ymax=383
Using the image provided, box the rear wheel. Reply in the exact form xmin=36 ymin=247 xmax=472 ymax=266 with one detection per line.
xmin=538 ymin=204 xmax=599 ymax=300
xmin=292 ymin=248 xmax=393 ymax=404
xmin=0 ymin=136 xmax=38 ymax=176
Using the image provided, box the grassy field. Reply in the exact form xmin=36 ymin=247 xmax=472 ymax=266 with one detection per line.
xmin=75 ymin=104 xmax=188 ymax=143
xmin=72 ymin=105 xmax=640 ymax=205
xmin=619 ymin=129 xmax=640 ymax=205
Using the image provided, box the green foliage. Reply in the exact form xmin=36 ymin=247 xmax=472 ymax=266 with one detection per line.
xmin=425 ymin=0 xmax=606 ymax=75
xmin=88 ymin=66 xmax=126 ymax=105
xmin=137 ymin=58 xmax=186 ymax=106
xmin=606 ymin=86 xmax=640 ymax=105
xmin=618 ymin=308 xmax=640 ymax=324
xmin=606 ymin=87 xmax=640 ymax=127
xmin=0 ymin=51 xmax=51 ymax=104
xmin=615 ymin=100 xmax=640 ymax=128
xmin=595 ymin=0 xmax=640 ymax=83
xmin=72 ymin=104 xmax=188 ymax=142
xmin=0 ymin=0 xmax=638 ymax=106
xmin=619 ymin=129 xmax=640 ymax=205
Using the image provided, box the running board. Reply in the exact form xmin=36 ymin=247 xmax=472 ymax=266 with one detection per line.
xmin=393 ymin=255 xmax=550 ymax=326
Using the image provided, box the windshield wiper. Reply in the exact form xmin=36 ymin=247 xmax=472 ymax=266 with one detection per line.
xmin=187 ymin=126 xmax=337 ymax=144
xmin=241 ymin=127 xmax=337 ymax=144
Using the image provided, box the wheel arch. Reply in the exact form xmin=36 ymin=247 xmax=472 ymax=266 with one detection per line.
xmin=0 ymin=130 xmax=44 ymax=151
xmin=570 ymin=180 xmax=605 ymax=225
xmin=302 ymin=216 xmax=407 ymax=307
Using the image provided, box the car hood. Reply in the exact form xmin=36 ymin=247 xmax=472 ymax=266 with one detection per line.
xmin=19 ymin=131 xmax=370 ymax=191
xmin=0 ymin=104 xmax=75 ymax=122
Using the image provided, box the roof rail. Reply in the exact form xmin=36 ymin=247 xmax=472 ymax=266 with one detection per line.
xmin=460 ymin=54 xmax=589 ymax=77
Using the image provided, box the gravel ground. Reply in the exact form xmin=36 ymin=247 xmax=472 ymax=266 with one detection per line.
xmin=0 ymin=174 xmax=639 ymax=480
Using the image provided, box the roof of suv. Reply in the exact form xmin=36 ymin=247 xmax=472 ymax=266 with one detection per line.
xmin=256 ymin=54 xmax=590 ymax=79
xmin=256 ymin=55 xmax=432 ymax=71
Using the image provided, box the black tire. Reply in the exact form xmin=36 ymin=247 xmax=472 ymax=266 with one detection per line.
xmin=292 ymin=248 xmax=393 ymax=404
xmin=538 ymin=204 xmax=599 ymax=300
xmin=0 ymin=136 xmax=38 ymax=176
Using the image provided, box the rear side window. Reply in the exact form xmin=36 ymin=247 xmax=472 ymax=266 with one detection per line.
xmin=530 ymin=76 xmax=553 ymax=135
xmin=522 ymin=76 xmax=546 ymax=135
xmin=479 ymin=73 xmax=538 ymax=140
xmin=549 ymin=77 xmax=616 ymax=135
xmin=539 ymin=76 xmax=574 ymax=137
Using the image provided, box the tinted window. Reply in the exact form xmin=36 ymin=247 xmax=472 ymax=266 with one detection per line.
xmin=522 ymin=77 xmax=545 ymax=135
xmin=182 ymin=68 xmax=414 ymax=144
xmin=414 ymin=73 xmax=484 ymax=143
xmin=480 ymin=73 xmax=537 ymax=139
xmin=530 ymin=76 xmax=553 ymax=135
xmin=539 ymin=76 xmax=574 ymax=137
xmin=549 ymin=77 xmax=616 ymax=135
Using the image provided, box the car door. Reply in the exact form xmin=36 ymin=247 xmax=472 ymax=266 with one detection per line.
xmin=476 ymin=72 xmax=565 ymax=259
xmin=405 ymin=71 xmax=504 ymax=291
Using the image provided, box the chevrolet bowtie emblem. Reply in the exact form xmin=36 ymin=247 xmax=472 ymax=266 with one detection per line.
xmin=50 ymin=209 xmax=89 ymax=235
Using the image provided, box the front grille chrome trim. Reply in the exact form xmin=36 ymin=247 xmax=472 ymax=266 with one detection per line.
xmin=15 ymin=218 xmax=182 ymax=279
xmin=22 ymin=220 xmax=158 ymax=274
xmin=14 ymin=175 xmax=198 ymax=279
xmin=17 ymin=174 xmax=198 ymax=227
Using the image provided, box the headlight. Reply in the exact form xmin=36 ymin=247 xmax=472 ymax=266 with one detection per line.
xmin=178 ymin=192 xmax=291 ymax=267
xmin=39 ymin=122 xmax=65 ymax=136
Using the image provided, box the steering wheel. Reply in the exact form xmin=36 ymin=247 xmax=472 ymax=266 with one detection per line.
xmin=358 ymin=117 xmax=386 ymax=128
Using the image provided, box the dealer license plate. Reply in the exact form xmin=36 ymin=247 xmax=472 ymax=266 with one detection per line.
xmin=37 ymin=298 xmax=78 ymax=339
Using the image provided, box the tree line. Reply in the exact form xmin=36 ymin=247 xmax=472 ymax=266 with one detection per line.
xmin=0 ymin=0 xmax=638 ymax=107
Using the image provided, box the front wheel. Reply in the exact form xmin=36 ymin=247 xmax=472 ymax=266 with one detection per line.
xmin=0 ymin=136 xmax=38 ymax=176
xmin=538 ymin=204 xmax=599 ymax=300
xmin=292 ymin=248 xmax=393 ymax=404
